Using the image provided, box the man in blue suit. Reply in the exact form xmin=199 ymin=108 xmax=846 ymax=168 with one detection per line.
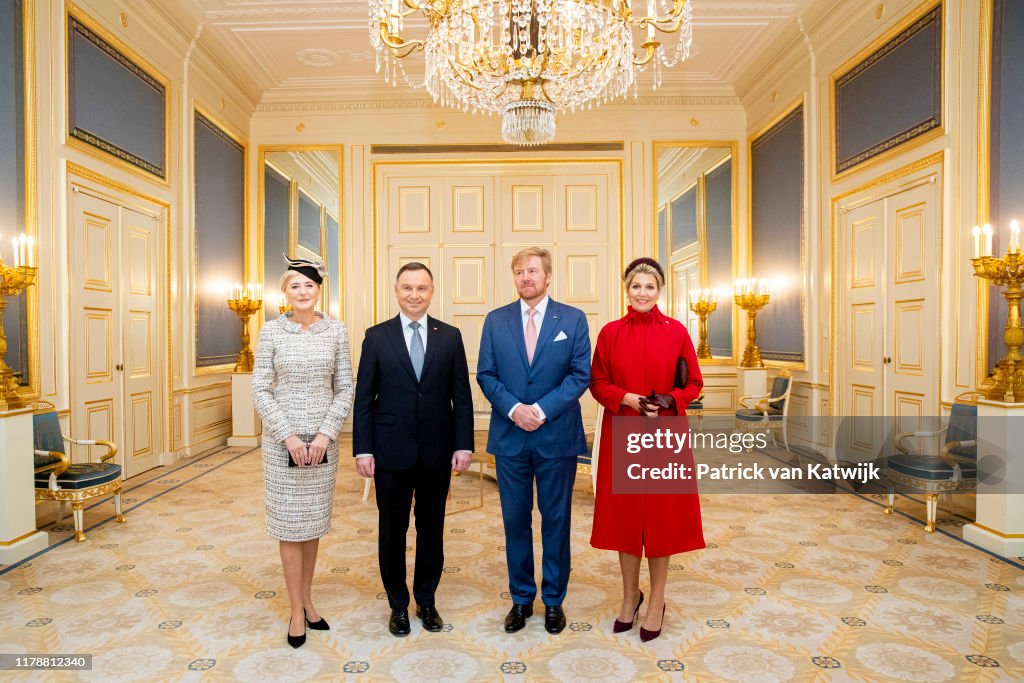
xmin=477 ymin=247 xmax=591 ymax=634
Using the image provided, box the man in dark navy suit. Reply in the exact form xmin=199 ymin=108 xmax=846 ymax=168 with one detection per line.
xmin=353 ymin=262 xmax=474 ymax=637
xmin=477 ymin=247 xmax=591 ymax=634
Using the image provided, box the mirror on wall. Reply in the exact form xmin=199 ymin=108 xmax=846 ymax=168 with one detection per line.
xmin=259 ymin=146 xmax=342 ymax=322
xmin=654 ymin=143 xmax=736 ymax=362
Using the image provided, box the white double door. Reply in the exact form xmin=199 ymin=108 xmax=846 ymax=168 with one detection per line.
xmin=840 ymin=175 xmax=940 ymax=453
xmin=69 ymin=183 xmax=165 ymax=478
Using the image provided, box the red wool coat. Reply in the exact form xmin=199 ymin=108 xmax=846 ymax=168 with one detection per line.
xmin=589 ymin=305 xmax=706 ymax=557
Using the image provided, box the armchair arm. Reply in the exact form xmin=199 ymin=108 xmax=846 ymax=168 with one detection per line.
xmin=64 ymin=437 xmax=118 ymax=463
xmin=33 ymin=449 xmax=70 ymax=476
xmin=894 ymin=428 xmax=948 ymax=455
xmin=738 ymin=392 xmax=770 ymax=409
xmin=940 ymin=439 xmax=976 ymax=466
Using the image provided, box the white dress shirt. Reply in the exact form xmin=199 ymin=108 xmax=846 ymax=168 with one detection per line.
xmin=509 ymin=295 xmax=549 ymax=422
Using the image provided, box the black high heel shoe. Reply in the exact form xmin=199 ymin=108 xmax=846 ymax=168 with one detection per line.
xmin=305 ymin=608 xmax=330 ymax=631
xmin=287 ymin=618 xmax=306 ymax=648
xmin=612 ymin=592 xmax=644 ymax=633
xmin=639 ymin=605 xmax=666 ymax=642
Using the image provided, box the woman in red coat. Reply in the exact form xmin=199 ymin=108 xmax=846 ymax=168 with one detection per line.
xmin=589 ymin=257 xmax=705 ymax=642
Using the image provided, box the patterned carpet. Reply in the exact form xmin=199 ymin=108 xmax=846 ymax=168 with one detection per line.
xmin=1 ymin=439 xmax=1022 ymax=682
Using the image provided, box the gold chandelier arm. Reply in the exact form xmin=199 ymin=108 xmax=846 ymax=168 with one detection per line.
xmin=632 ymin=40 xmax=657 ymax=66
xmin=378 ymin=23 xmax=425 ymax=57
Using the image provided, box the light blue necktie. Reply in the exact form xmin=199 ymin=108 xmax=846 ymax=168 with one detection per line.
xmin=409 ymin=320 xmax=424 ymax=380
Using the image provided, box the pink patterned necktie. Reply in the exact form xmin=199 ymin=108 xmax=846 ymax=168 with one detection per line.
xmin=525 ymin=308 xmax=538 ymax=364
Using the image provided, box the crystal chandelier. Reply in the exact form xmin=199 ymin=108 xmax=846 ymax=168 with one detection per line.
xmin=369 ymin=0 xmax=694 ymax=145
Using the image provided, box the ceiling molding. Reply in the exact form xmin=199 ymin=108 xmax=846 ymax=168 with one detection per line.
xmin=255 ymin=95 xmax=743 ymax=114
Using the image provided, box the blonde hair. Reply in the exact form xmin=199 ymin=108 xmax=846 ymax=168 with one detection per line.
xmin=279 ymin=269 xmax=321 ymax=292
xmin=624 ymin=263 xmax=664 ymax=290
xmin=510 ymin=247 xmax=552 ymax=275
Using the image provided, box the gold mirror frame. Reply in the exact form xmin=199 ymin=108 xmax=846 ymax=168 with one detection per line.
xmin=257 ymin=145 xmax=345 ymax=327
xmin=652 ymin=141 xmax=740 ymax=366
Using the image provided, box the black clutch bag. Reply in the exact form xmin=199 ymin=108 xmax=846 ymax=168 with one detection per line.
xmin=675 ymin=356 xmax=687 ymax=389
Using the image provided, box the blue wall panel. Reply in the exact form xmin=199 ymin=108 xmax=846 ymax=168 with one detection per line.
xmin=0 ymin=0 xmax=27 ymax=383
xmin=988 ymin=0 xmax=1024 ymax=372
xmin=752 ymin=106 xmax=804 ymax=362
xmin=195 ymin=113 xmax=244 ymax=367
xmin=835 ymin=4 xmax=942 ymax=174
xmin=298 ymin=193 xmax=321 ymax=253
xmin=326 ymin=213 xmax=339 ymax=318
xmin=263 ymin=165 xmax=289 ymax=321
xmin=705 ymin=160 xmax=733 ymax=358
xmin=67 ymin=15 xmax=166 ymax=178
xmin=671 ymin=187 xmax=697 ymax=250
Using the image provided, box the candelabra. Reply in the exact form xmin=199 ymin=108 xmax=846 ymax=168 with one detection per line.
xmin=688 ymin=294 xmax=717 ymax=360
xmin=735 ymin=285 xmax=771 ymax=368
xmin=973 ymin=247 xmax=1024 ymax=401
xmin=0 ymin=258 xmax=37 ymax=409
xmin=227 ymin=294 xmax=262 ymax=373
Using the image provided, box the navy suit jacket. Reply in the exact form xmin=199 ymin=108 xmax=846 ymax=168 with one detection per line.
xmin=353 ymin=315 xmax=475 ymax=470
xmin=477 ymin=298 xmax=591 ymax=458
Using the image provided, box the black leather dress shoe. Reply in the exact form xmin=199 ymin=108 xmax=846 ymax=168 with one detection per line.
xmin=416 ymin=604 xmax=443 ymax=632
xmin=544 ymin=605 xmax=566 ymax=634
xmin=504 ymin=604 xmax=533 ymax=633
xmin=304 ymin=608 xmax=330 ymax=631
xmin=389 ymin=608 xmax=411 ymax=637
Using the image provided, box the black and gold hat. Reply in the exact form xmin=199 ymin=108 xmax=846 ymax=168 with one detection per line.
xmin=284 ymin=254 xmax=327 ymax=285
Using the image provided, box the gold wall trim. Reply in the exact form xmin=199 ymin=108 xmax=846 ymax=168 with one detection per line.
xmin=976 ymin=0 xmax=994 ymax=385
xmin=829 ymin=151 xmax=945 ymax=419
xmin=64 ymin=3 xmax=172 ymax=188
xmin=16 ymin=0 xmax=40 ymax=405
xmin=66 ymin=162 xmax=173 ymax=458
xmin=970 ymin=522 xmax=1024 ymax=539
xmin=173 ymin=381 xmax=231 ymax=395
xmin=828 ymin=0 xmax=946 ymax=182
xmin=0 ymin=529 xmax=41 ymax=546
xmin=652 ymin=141 xmax=741 ymax=365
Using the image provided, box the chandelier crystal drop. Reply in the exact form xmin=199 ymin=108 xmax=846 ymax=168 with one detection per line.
xmin=369 ymin=0 xmax=694 ymax=145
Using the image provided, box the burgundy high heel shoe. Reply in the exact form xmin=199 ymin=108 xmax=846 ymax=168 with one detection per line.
xmin=639 ymin=605 xmax=665 ymax=642
xmin=612 ymin=592 xmax=644 ymax=633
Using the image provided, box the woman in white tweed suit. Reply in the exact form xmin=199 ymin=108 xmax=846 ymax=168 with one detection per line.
xmin=252 ymin=256 xmax=354 ymax=648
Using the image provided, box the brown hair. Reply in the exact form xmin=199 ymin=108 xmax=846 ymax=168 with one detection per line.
xmin=396 ymin=261 xmax=434 ymax=282
xmin=510 ymin=247 xmax=552 ymax=275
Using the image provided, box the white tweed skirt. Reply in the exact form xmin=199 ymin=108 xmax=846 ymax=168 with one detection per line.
xmin=261 ymin=437 xmax=339 ymax=542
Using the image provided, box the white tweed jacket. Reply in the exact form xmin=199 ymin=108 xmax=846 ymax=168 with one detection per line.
xmin=251 ymin=312 xmax=354 ymax=444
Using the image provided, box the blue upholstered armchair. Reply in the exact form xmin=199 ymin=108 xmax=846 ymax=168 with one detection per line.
xmin=33 ymin=402 xmax=125 ymax=542
xmin=735 ymin=369 xmax=792 ymax=451
xmin=885 ymin=393 xmax=979 ymax=532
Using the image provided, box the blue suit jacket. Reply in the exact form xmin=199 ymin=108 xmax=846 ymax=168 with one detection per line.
xmin=477 ymin=298 xmax=591 ymax=458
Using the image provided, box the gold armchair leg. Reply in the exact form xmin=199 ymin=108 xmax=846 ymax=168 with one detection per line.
xmin=884 ymin=492 xmax=895 ymax=514
xmin=71 ymin=501 xmax=86 ymax=542
xmin=924 ymin=493 xmax=938 ymax=532
xmin=114 ymin=488 xmax=126 ymax=523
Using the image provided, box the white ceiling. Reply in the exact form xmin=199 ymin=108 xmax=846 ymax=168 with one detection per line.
xmin=175 ymin=0 xmax=825 ymax=106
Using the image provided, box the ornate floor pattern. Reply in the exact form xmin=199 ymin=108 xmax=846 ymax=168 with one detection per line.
xmin=1 ymin=440 xmax=1022 ymax=682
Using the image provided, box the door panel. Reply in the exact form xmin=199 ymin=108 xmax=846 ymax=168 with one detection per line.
xmin=71 ymin=189 xmax=164 ymax=479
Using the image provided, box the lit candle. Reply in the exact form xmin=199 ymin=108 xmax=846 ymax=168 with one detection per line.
xmin=1011 ymin=220 xmax=1021 ymax=254
xmin=972 ymin=226 xmax=981 ymax=259
xmin=11 ymin=238 xmax=19 ymax=267
xmin=983 ymin=224 xmax=993 ymax=257
xmin=712 ymin=289 xmax=718 ymax=304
